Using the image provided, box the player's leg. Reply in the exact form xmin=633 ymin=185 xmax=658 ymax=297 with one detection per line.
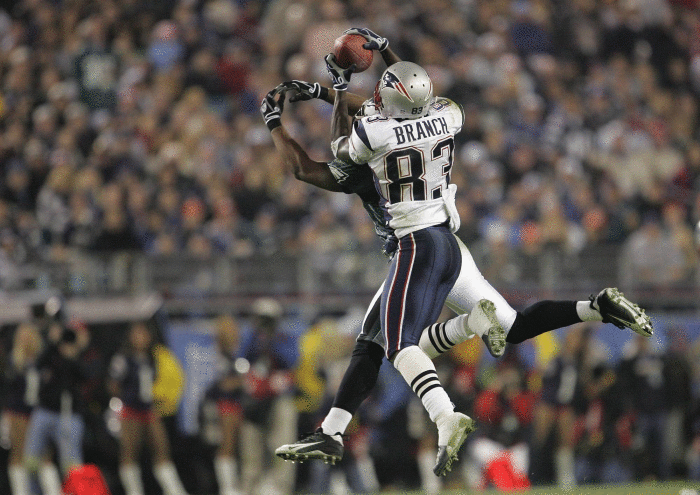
xmin=426 ymin=237 xmax=652 ymax=356
xmin=119 ymin=415 xmax=146 ymax=495
xmin=426 ymin=236 xmax=517 ymax=358
xmin=278 ymin=251 xmax=506 ymax=467
xmin=385 ymin=228 xmax=475 ymax=476
xmin=505 ymin=287 xmax=654 ymax=344
xmin=323 ymin=281 xmax=385 ymax=437
xmin=275 ymin=284 xmax=385 ymax=464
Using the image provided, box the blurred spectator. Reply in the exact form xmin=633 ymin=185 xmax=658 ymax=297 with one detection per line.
xmin=574 ymin=356 xmax=633 ymax=484
xmin=238 ymin=298 xmax=297 ymax=495
xmin=619 ymin=213 xmax=687 ymax=288
xmin=531 ymin=325 xmax=591 ymax=488
xmin=4 ymin=323 xmax=45 ymax=495
xmin=209 ymin=315 xmax=244 ymax=495
xmin=661 ymin=327 xmax=693 ymax=479
xmin=618 ymin=335 xmax=668 ymax=480
xmin=108 ymin=321 xmax=188 ymax=495
xmin=24 ymin=318 xmax=91 ymax=494
xmin=468 ymin=356 xmax=534 ymax=491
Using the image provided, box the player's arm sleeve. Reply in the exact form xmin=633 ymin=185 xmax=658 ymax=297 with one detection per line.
xmin=346 ymin=119 xmax=374 ymax=164
xmin=326 ymin=159 xmax=356 ymax=194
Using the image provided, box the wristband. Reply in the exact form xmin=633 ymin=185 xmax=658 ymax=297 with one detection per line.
xmin=319 ymin=86 xmax=329 ymax=100
xmin=266 ymin=119 xmax=281 ymax=131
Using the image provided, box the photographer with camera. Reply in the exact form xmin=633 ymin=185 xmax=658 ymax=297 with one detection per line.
xmin=23 ymin=316 xmax=91 ymax=493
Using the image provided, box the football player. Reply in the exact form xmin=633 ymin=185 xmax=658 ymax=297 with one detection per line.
xmin=328 ymin=48 xmax=479 ymax=477
xmin=261 ymin=28 xmax=653 ymax=476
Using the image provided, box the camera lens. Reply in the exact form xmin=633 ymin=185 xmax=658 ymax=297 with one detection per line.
xmin=61 ymin=328 xmax=77 ymax=343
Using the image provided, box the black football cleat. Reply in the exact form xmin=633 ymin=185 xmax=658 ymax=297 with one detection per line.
xmin=275 ymin=429 xmax=344 ymax=465
xmin=590 ymin=288 xmax=653 ymax=337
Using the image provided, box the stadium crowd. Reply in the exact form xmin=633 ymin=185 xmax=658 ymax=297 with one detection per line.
xmin=1 ymin=0 xmax=700 ymax=493
xmin=0 ymin=0 xmax=698 ymax=283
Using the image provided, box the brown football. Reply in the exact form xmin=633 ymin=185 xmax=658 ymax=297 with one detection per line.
xmin=333 ymin=33 xmax=374 ymax=73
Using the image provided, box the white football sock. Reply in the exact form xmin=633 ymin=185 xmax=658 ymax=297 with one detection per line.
xmin=214 ymin=456 xmax=238 ymax=495
xmin=154 ymin=462 xmax=188 ymax=495
xmin=9 ymin=464 xmax=30 ymax=495
xmin=419 ymin=315 xmax=472 ymax=358
xmin=576 ymin=301 xmax=603 ymax=321
xmin=38 ymin=463 xmax=61 ymax=495
xmin=119 ymin=463 xmax=144 ymax=495
xmin=321 ymin=407 xmax=352 ymax=441
xmin=393 ymin=346 xmax=453 ymax=423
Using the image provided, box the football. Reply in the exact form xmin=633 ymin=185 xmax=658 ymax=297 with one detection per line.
xmin=333 ymin=33 xmax=374 ymax=73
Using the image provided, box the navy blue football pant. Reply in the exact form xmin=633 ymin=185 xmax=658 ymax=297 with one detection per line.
xmin=380 ymin=224 xmax=461 ymax=360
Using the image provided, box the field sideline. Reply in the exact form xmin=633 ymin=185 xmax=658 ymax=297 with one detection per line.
xmin=376 ymin=482 xmax=698 ymax=495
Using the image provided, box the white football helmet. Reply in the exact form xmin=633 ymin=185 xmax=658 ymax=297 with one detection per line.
xmin=373 ymin=62 xmax=433 ymax=119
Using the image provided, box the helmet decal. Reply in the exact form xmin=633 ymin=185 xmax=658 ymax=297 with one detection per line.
xmin=382 ymin=70 xmax=414 ymax=102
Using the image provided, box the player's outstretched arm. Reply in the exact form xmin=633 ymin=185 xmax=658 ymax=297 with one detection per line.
xmin=326 ymin=55 xmax=357 ymax=165
xmin=343 ymin=27 xmax=401 ymax=66
xmin=272 ymin=128 xmax=343 ymax=191
xmin=260 ymin=89 xmax=343 ymax=192
xmin=331 ymin=87 xmax=352 ymax=144
xmin=276 ymin=80 xmax=366 ymax=115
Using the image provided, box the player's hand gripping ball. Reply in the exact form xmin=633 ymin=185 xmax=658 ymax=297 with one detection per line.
xmin=333 ymin=33 xmax=373 ymax=73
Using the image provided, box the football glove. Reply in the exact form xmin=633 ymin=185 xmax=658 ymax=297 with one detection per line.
xmin=260 ymin=89 xmax=285 ymax=131
xmin=344 ymin=27 xmax=389 ymax=52
xmin=275 ymin=80 xmax=328 ymax=102
xmin=325 ymin=53 xmax=355 ymax=92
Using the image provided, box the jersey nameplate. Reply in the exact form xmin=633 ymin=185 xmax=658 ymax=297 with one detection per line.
xmin=393 ymin=117 xmax=449 ymax=145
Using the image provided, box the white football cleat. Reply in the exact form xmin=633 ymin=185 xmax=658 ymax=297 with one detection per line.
xmin=433 ymin=412 xmax=476 ymax=477
xmin=469 ymin=299 xmax=507 ymax=357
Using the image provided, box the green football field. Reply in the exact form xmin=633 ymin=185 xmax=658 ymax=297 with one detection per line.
xmin=379 ymin=482 xmax=698 ymax=495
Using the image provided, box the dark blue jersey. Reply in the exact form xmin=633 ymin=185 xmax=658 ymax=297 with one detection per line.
xmin=327 ymin=158 xmax=396 ymax=252
xmin=109 ymin=352 xmax=156 ymax=411
xmin=4 ymin=362 xmax=40 ymax=415
xmin=211 ymin=352 xmax=244 ymax=402
xmin=35 ymin=344 xmax=87 ymax=414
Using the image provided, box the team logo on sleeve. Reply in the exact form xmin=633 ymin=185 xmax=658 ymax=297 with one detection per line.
xmin=381 ymin=70 xmax=414 ymax=102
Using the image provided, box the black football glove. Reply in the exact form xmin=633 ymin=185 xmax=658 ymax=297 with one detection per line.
xmin=344 ymin=27 xmax=389 ymax=52
xmin=260 ymin=89 xmax=285 ymax=131
xmin=325 ymin=54 xmax=355 ymax=92
xmin=275 ymin=80 xmax=329 ymax=103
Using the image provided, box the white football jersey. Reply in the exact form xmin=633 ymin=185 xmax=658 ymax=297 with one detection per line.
xmin=344 ymin=98 xmax=464 ymax=238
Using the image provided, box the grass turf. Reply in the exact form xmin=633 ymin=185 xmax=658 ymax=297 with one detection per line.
xmin=380 ymin=482 xmax=698 ymax=495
